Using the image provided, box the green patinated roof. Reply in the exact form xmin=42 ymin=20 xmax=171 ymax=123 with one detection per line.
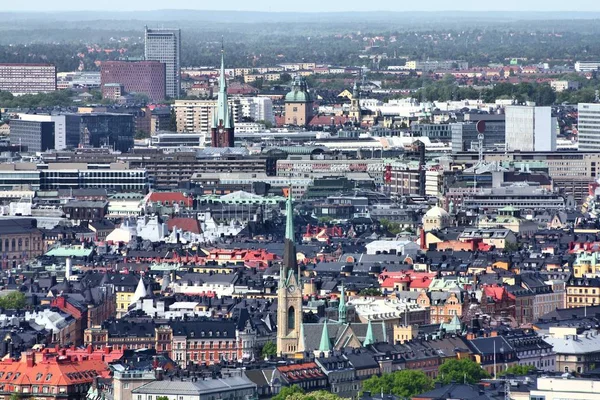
xmin=45 ymin=247 xmax=93 ymax=258
xmin=319 ymin=319 xmax=332 ymax=352
xmin=363 ymin=319 xmax=375 ymax=346
xmin=285 ymin=76 xmax=313 ymax=103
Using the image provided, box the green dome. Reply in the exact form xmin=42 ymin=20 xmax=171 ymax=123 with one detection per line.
xmin=285 ymin=76 xmax=313 ymax=103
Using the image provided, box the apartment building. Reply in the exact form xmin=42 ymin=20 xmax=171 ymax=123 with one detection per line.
xmin=578 ymin=103 xmax=600 ymax=151
xmin=173 ymin=99 xmax=242 ymax=142
xmin=0 ymin=63 xmax=56 ymax=94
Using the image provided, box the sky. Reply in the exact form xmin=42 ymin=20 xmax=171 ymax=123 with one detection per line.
xmin=5 ymin=0 xmax=600 ymax=12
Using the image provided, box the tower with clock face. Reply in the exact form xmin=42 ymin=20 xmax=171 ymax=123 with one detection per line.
xmin=277 ymin=190 xmax=303 ymax=357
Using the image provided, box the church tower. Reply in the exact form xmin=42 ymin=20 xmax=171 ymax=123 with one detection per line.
xmin=284 ymin=76 xmax=314 ymax=126
xmin=211 ymin=44 xmax=235 ymax=147
xmin=277 ymin=190 xmax=303 ymax=357
xmin=348 ymin=80 xmax=362 ymax=125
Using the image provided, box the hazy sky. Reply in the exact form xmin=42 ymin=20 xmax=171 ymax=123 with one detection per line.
xmin=5 ymin=0 xmax=600 ymax=12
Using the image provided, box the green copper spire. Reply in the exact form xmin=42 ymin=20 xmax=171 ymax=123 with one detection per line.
xmin=281 ymin=187 xmax=298 ymax=284
xmin=285 ymin=188 xmax=294 ymax=241
xmin=213 ymin=41 xmax=233 ymax=130
xmin=338 ymin=283 xmax=347 ymax=324
xmin=364 ymin=319 xmax=375 ymax=346
xmin=319 ymin=319 xmax=332 ymax=353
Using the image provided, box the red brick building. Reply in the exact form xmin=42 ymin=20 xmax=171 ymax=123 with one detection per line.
xmin=101 ymin=61 xmax=166 ymax=102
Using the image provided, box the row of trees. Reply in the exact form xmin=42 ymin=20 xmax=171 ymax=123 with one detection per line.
xmin=361 ymin=359 xmax=535 ymax=398
xmin=267 ymin=358 xmax=537 ymax=400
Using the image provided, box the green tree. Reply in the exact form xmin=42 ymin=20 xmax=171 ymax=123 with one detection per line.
xmin=287 ymin=391 xmax=345 ymax=400
xmin=273 ymin=385 xmax=304 ymax=400
xmin=261 ymin=341 xmax=277 ymax=358
xmin=156 ymin=397 xmax=169 ymax=400
xmin=499 ymin=364 xmax=536 ymax=377
xmin=380 ymin=218 xmax=403 ymax=235
xmin=437 ymin=358 xmax=491 ymax=385
xmin=280 ymin=73 xmax=292 ymax=83
xmin=0 ymin=292 xmax=26 ymax=310
xmin=359 ymin=288 xmax=382 ymax=296
xmin=361 ymin=370 xmax=434 ymax=398
xmin=504 ymin=241 xmax=520 ymax=252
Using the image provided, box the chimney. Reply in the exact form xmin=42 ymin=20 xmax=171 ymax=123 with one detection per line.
xmin=23 ymin=352 xmax=34 ymax=368
xmin=490 ymin=331 xmax=498 ymax=337
xmin=155 ymin=367 xmax=164 ymax=381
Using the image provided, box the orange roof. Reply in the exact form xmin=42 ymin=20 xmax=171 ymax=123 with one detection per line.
xmin=167 ymin=218 xmax=202 ymax=234
xmin=483 ymin=285 xmax=507 ymax=301
xmin=409 ymin=277 xmax=433 ymax=289
xmin=276 ymin=362 xmax=325 ymax=382
xmin=147 ymin=192 xmax=193 ymax=207
xmin=0 ymin=352 xmax=110 ymax=389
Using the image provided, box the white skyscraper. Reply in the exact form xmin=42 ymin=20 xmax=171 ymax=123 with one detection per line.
xmin=578 ymin=103 xmax=600 ymax=151
xmin=505 ymin=105 xmax=556 ymax=152
xmin=144 ymin=27 xmax=181 ymax=99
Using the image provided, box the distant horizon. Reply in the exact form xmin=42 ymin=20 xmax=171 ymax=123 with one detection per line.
xmin=4 ymin=6 xmax=600 ymax=13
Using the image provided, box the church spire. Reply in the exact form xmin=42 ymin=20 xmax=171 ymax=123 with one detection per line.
xmin=285 ymin=188 xmax=294 ymax=241
xmin=364 ymin=319 xmax=375 ymax=346
xmin=318 ymin=319 xmax=332 ymax=354
xmin=282 ymin=187 xmax=297 ymax=283
xmin=338 ymin=283 xmax=347 ymax=324
xmin=214 ymin=42 xmax=232 ymax=129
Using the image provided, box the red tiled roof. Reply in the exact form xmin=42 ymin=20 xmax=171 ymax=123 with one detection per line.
xmin=277 ymin=362 xmax=325 ymax=382
xmin=147 ymin=192 xmax=193 ymax=207
xmin=409 ymin=277 xmax=433 ymax=289
xmin=483 ymin=285 xmax=507 ymax=301
xmin=308 ymin=115 xmax=351 ymax=126
xmin=0 ymin=352 xmax=110 ymax=388
xmin=168 ymin=218 xmax=202 ymax=234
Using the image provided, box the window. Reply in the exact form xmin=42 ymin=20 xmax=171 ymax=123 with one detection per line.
xmin=288 ymin=306 xmax=295 ymax=330
xmin=123 ymin=383 xmax=130 ymax=389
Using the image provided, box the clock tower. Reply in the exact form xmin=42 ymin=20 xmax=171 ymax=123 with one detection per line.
xmin=277 ymin=189 xmax=303 ymax=357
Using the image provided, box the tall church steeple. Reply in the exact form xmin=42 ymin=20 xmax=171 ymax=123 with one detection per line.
xmin=338 ymin=283 xmax=347 ymax=324
xmin=211 ymin=41 xmax=235 ymax=147
xmin=277 ymin=188 xmax=303 ymax=357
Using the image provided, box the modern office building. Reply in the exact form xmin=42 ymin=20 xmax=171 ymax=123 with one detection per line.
xmin=11 ymin=114 xmax=77 ymax=151
xmin=100 ymin=61 xmax=166 ymax=102
xmin=69 ymin=113 xmax=135 ymax=153
xmin=144 ymin=27 xmax=181 ymax=99
xmin=451 ymin=121 xmax=506 ymax=153
xmin=9 ymin=118 xmax=56 ymax=153
xmin=411 ymin=123 xmax=452 ymax=141
xmin=505 ymin=105 xmax=556 ymax=152
xmin=454 ymin=150 xmax=600 ymax=202
xmin=0 ymin=163 xmax=148 ymax=192
xmin=578 ymin=103 xmax=600 ymax=151
xmin=0 ymin=63 xmax=56 ymax=95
